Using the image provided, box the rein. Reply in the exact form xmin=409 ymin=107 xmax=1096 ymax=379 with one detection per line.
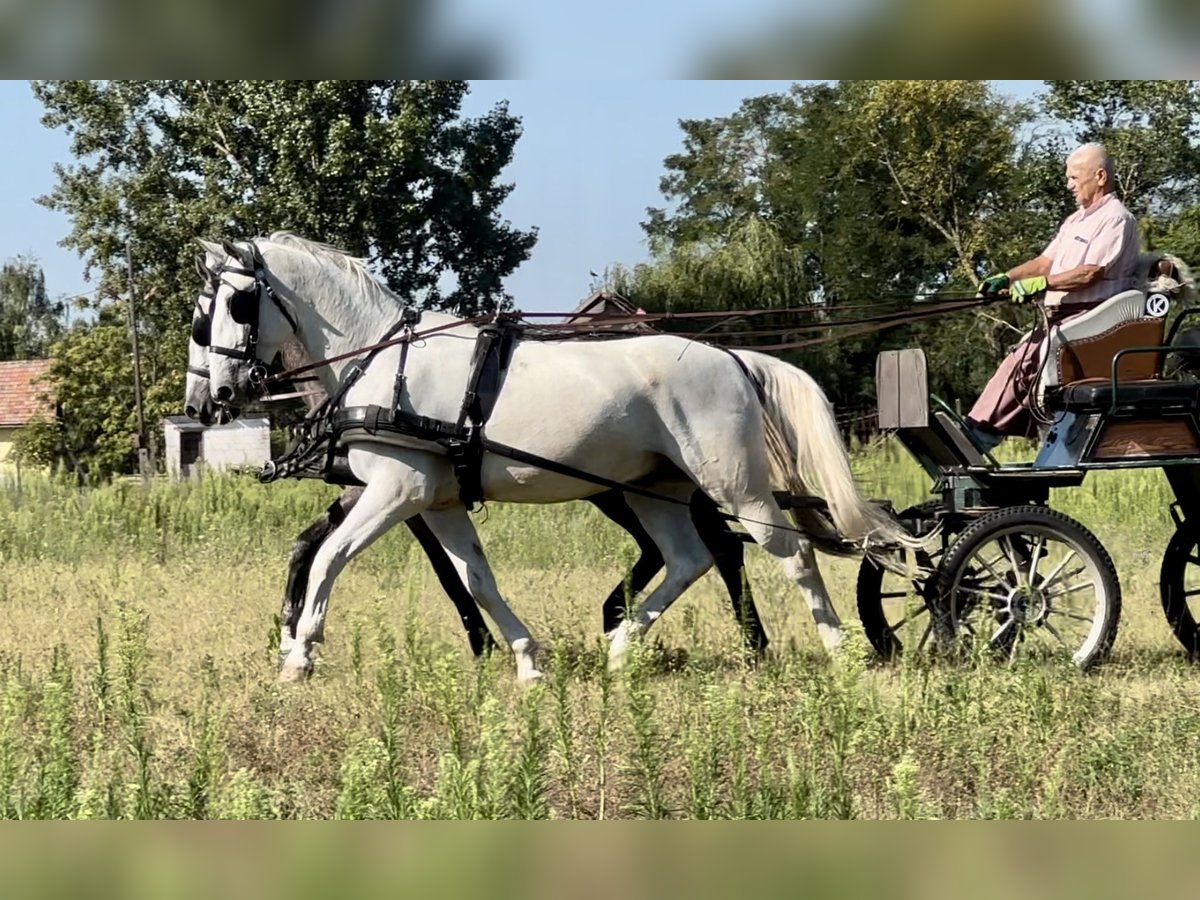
xmin=265 ymin=313 xmax=497 ymax=386
xmin=261 ymin=292 xmax=995 ymax=388
xmin=720 ymin=295 xmax=999 ymax=352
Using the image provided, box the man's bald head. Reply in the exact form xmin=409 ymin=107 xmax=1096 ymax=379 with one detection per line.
xmin=1066 ymin=143 xmax=1116 ymax=210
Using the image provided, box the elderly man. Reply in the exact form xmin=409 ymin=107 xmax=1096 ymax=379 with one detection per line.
xmin=965 ymin=143 xmax=1140 ymax=451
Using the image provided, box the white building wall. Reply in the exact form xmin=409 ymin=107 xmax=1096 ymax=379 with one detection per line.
xmin=163 ymin=423 xmax=183 ymax=476
xmin=163 ymin=417 xmax=271 ymax=477
xmin=201 ymin=419 xmax=271 ymax=471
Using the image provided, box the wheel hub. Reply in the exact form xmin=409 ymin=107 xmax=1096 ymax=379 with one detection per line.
xmin=1002 ymin=583 xmax=1048 ymax=626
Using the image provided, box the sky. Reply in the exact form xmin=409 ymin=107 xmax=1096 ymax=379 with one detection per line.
xmin=0 ymin=80 xmax=1045 ymax=314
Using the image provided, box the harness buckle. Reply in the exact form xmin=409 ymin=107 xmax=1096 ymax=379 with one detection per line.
xmin=248 ymin=362 xmax=269 ymax=389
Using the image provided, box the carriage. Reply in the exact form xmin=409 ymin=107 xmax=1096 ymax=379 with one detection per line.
xmin=855 ymin=273 xmax=1200 ymax=668
xmin=194 ymin=235 xmax=1200 ymax=680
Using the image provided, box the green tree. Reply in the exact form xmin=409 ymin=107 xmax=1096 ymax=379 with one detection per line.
xmin=0 ymin=256 xmax=64 ymax=361
xmin=14 ymin=314 xmax=138 ymax=481
xmin=633 ymin=81 xmax=1052 ymax=409
xmin=31 ymin=79 xmax=537 ymax=479
xmin=1041 ymin=80 xmax=1200 ymax=218
xmin=644 ymin=94 xmax=794 ymax=250
xmin=1043 ymin=81 xmax=1200 ymax=269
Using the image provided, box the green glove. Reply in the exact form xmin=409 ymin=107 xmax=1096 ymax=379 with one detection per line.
xmin=1009 ymin=275 xmax=1048 ymax=303
xmin=978 ymin=273 xmax=1010 ymax=296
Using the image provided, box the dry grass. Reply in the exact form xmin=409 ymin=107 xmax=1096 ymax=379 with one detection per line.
xmin=1 ymin=442 xmax=1199 ymax=818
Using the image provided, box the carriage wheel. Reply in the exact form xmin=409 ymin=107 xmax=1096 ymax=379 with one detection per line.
xmin=932 ymin=505 xmax=1120 ymax=669
xmin=1158 ymin=522 xmax=1200 ymax=658
xmin=856 ymin=501 xmax=948 ymax=658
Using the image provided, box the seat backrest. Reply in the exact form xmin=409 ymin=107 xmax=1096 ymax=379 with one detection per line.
xmin=1040 ymin=289 xmax=1169 ymax=389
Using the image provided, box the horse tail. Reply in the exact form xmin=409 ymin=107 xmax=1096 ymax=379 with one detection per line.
xmin=732 ymin=349 xmax=919 ymax=552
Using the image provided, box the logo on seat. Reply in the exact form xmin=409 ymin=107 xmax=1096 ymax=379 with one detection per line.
xmin=1146 ymin=293 xmax=1170 ymax=318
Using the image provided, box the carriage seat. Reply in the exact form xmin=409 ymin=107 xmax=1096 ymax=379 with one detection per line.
xmin=1040 ymin=288 xmax=1170 ymax=392
xmin=1055 ymin=377 xmax=1200 ymax=414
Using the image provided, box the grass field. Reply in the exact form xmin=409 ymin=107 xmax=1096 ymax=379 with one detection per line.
xmin=0 ymin=438 xmax=1198 ymax=819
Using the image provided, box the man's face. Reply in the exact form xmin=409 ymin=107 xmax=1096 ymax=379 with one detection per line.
xmin=1065 ymin=153 xmax=1107 ymax=209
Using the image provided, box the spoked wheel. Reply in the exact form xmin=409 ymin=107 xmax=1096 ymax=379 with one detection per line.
xmin=856 ymin=502 xmax=949 ymax=658
xmin=932 ymin=505 xmax=1121 ymax=669
xmin=1159 ymin=522 xmax=1200 ymax=658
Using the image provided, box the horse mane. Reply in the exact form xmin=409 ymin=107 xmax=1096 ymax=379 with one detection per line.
xmin=265 ymin=231 xmax=407 ymax=312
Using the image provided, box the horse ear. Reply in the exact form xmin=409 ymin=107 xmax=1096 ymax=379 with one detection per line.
xmin=222 ymin=240 xmax=254 ymax=267
xmin=194 ymin=239 xmax=226 ymax=271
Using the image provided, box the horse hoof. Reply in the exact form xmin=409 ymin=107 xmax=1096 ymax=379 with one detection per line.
xmin=818 ymin=624 xmax=845 ymax=654
xmin=512 ymin=637 xmax=542 ymax=683
xmin=607 ymin=621 xmax=640 ymax=670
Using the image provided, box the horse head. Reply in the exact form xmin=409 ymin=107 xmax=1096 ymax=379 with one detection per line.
xmin=205 ymin=238 xmax=299 ymax=413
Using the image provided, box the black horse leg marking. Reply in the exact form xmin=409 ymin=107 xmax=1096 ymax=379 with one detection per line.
xmin=282 ymin=489 xmax=498 ymax=658
xmin=591 ymin=489 xmax=768 ymax=654
xmin=690 ymin=493 xmax=769 ymax=655
xmin=405 ymin=514 xmax=498 ymax=658
xmin=281 ymin=497 xmax=345 ymax=640
xmin=589 ymin=491 xmax=665 ymax=633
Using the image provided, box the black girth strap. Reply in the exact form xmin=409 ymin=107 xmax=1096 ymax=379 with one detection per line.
xmin=329 ymin=405 xmax=698 ymax=509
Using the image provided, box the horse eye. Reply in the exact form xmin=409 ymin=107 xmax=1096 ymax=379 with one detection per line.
xmin=229 ymin=290 xmax=257 ymax=325
xmin=191 ymin=314 xmax=211 ymax=347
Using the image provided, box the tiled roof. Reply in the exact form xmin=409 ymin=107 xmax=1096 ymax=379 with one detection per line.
xmin=567 ymin=290 xmax=642 ymax=320
xmin=0 ymin=359 xmax=54 ymax=426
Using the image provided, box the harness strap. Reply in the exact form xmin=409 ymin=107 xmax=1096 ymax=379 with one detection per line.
xmin=327 ymin=403 xmax=695 ymax=509
xmin=450 ymin=322 xmax=523 ymax=508
xmin=222 ymin=257 xmax=300 ymax=334
xmin=332 ymin=405 xmax=468 ymax=444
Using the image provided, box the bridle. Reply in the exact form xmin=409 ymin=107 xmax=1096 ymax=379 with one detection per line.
xmin=187 ymin=257 xmax=216 ymax=381
xmin=192 ymin=241 xmax=299 ymax=389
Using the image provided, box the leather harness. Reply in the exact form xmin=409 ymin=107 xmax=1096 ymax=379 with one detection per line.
xmin=262 ymin=312 xmax=769 ymax=514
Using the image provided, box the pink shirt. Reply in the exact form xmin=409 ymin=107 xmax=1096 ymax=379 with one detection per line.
xmin=1041 ymin=193 xmax=1139 ymax=308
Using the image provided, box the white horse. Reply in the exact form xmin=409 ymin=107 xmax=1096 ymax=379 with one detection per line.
xmin=185 ymin=249 xmax=777 ymax=661
xmin=204 ymin=233 xmax=913 ymax=683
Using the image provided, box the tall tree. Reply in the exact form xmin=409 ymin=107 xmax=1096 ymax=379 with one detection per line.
xmin=1042 ymin=81 xmax=1200 ymax=266
xmin=644 ymin=94 xmax=794 ymax=251
xmin=634 ymin=81 xmax=1050 ymax=408
xmin=30 ymin=80 xmax=537 ymax=479
xmin=0 ymin=256 xmax=63 ymax=360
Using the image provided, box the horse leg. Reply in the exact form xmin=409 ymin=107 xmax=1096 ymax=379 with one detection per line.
xmin=406 ymin=515 xmax=498 ymax=658
xmin=724 ymin=496 xmax=841 ymax=651
xmin=284 ymin=478 xmax=429 ymax=682
xmin=608 ymin=493 xmax=715 ymax=670
xmin=281 ymin=490 xmax=498 ymax=661
xmin=420 ymin=507 xmax=543 ymax=682
xmin=689 ymin=493 xmax=769 ymax=656
xmin=587 ymin=491 xmax=665 ymax=633
xmin=670 ymin=437 xmax=842 ymax=652
xmin=280 ymin=494 xmax=351 ymax=664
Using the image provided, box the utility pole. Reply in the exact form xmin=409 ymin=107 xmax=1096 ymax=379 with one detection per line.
xmin=126 ymin=241 xmax=153 ymax=480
